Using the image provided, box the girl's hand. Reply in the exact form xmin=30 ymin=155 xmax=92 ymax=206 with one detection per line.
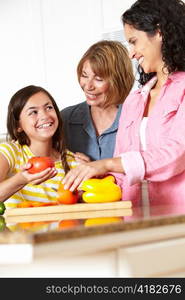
xmin=19 ymin=162 xmax=58 ymax=185
xmin=73 ymin=152 xmax=91 ymax=163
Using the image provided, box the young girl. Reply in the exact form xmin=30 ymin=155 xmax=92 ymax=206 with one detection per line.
xmin=0 ymin=85 xmax=77 ymax=208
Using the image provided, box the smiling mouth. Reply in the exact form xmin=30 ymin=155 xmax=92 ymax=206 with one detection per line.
xmin=86 ymin=93 xmax=100 ymax=100
xmin=37 ymin=122 xmax=53 ymax=129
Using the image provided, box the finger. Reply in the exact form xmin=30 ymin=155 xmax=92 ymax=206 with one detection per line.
xmin=28 ymin=167 xmax=57 ymax=181
xmin=32 ymin=169 xmax=57 ymax=184
xmin=68 ymin=167 xmax=92 ymax=191
xmin=74 ymin=152 xmax=90 ymax=162
xmin=41 ymin=168 xmax=58 ymax=180
xmin=62 ymin=172 xmax=79 ymax=190
xmin=74 ymin=157 xmax=88 ymax=164
xmin=68 ymin=174 xmax=86 ymax=191
xmin=62 ymin=167 xmax=83 ymax=190
xmin=20 ymin=162 xmax=32 ymax=171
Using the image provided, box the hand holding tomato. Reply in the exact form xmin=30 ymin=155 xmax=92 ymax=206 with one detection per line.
xmin=19 ymin=157 xmax=57 ymax=185
xmin=57 ymin=183 xmax=78 ymax=204
xmin=27 ymin=157 xmax=54 ymax=174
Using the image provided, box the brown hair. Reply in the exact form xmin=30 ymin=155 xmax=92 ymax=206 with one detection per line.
xmin=77 ymin=40 xmax=134 ymax=107
xmin=7 ymin=85 xmax=70 ymax=173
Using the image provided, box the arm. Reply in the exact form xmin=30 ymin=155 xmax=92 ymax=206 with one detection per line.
xmin=62 ymin=157 xmax=124 ymax=191
xmin=0 ymin=153 xmax=57 ymax=202
xmin=115 ymin=89 xmax=185 ymax=185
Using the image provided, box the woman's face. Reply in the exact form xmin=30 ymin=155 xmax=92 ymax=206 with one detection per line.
xmin=124 ymin=23 xmax=163 ymax=74
xmin=79 ymin=60 xmax=109 ymax=108
xmin=18 ymin=91 xmax=59 ymax=144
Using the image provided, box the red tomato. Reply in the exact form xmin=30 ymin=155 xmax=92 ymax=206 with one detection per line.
xmin=28 ymin=156 xmax=54 ymax=174
xmin=57 ymin=183 xmax=78 ymax=204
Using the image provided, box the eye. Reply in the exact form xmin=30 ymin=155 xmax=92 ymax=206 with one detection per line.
xmin=129 ymin=39 xmax=136 ymax=46
xmin=29 ymin=110 xmax=37 ymax=116
xmin=81 ymin=73 xmax=88 ymax=78
xmin=95 ymin=77 xmax=103 ymax=82
xmin=46 ymin=105 xmax=54 ymax=111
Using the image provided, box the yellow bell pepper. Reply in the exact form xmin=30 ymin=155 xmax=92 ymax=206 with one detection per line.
xmin=81 ymin=175 xmax=122 ymax=203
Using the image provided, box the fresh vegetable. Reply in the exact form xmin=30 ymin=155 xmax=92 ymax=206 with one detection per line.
xmin=0 ymin=216 xmax=6 ymax=231
xmin=57 ymin=183 xmax=78 ymax=204
xmin=81 ymin=175 xmax=122 ymax=203
xmin=27 ymin=156 xmax=54 ymax=174
xmin=0 ymin=202 xmax=6 ymax=215
xmin=17 ymin=200 xmax=58 ymax=208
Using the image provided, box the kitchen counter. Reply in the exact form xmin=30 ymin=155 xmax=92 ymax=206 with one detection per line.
xmin=1 ymin=204 xmax=185 ymax=243
xmin=1 ymin=203 xmax=185 ymax=277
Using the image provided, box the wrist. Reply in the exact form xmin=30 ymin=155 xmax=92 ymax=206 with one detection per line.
xmin=16 ymin=172 xmax=28 ymax=186
xmin=106 ymin=157 xmax=123 ymax=173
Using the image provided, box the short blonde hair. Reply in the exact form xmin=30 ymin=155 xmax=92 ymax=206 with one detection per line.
xmin=77 ymin=40 xmax=134 ymax=107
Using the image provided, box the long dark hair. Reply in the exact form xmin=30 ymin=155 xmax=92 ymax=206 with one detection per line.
xmin=122 ymin=0 xmax=185 ymax=85
xmin=7 ymin=85 xmax=70 ymax=173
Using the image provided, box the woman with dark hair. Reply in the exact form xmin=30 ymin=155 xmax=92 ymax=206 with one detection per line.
xmin=0 ymin=85 xmax=77 ymax=205
xmin=61 ymin=40 xmax=134 ymax=162
xmin=62 ymin=0 xmax=185 ymax=207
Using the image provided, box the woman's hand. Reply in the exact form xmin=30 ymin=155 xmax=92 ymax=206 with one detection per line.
xmin=19 ymin=162 xmax=58 ymax=185
xmin=62 ymin=157 xmax=124 ymax=192
xmin=62 ymin=159 xmax=111 ymax=192
xmin=73 ymin=152 xmax=91 ymax=163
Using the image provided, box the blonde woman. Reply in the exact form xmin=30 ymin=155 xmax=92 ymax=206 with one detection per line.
xmin=61 ymin=40 xmax=134 ymax=162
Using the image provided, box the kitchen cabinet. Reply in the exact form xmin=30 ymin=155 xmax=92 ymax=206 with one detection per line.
xmin=1 ymin=204 xmax=185 ymax=277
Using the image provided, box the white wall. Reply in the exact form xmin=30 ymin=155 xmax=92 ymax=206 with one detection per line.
xmin=0 ymin=0 xmax=134 ymax=134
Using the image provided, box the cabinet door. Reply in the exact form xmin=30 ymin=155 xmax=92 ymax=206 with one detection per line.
xmin=117 ymin=237 xmax=185 ymax=277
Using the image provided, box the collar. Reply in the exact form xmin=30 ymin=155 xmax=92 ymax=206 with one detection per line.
xmin=68 ymin=102 xmax=122 ymax=136
xmin=140 ymin=76 xmax=157 ymax=95
xmin=68 ymin=102 xmax=90 ymax=124
xmin=139 ymin=71 xmax=185 ymax=95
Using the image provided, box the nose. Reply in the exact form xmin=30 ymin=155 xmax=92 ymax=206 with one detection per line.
xmin=39 ymin=109 xmax=49 ymax=120
xmin=128 ymin=47 xmax=136 ymax=59
xmin=85 ymin=78 xmax=95 ymax=91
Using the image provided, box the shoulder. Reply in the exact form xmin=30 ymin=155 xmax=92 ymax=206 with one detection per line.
xmin=60 ymin=102 xmax=88 ymax=121
xmin=169 ymin=72 xmax=185 ymax=89
xmin=0 ymin=141 xmax=22 ymax=168
xmin=0 ymin=141 xmax=21 ymax=154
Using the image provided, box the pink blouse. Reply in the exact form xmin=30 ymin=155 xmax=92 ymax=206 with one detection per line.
xmin=112 ymin=72 xmax=185 ymax=206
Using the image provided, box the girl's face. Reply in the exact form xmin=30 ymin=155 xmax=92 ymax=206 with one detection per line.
xmin=79 ymin=60 xmax=109 ymax=108
xmin=124 ymin=23 xmax=163 ymax=74
xmin=18 ymin=91 xmax=59 ymax=144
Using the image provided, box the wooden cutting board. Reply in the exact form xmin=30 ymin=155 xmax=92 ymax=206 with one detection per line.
xmin=5 ymin=201 xmax=132 ymax=216
xmin=5 ymin=208 xmax=133 ymax=223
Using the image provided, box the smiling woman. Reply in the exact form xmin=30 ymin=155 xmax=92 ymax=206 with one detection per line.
xmin=61 ymin=40 xmax=134 ymax=163
xmin=0 ymin=85 xmax=78 ymax=206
